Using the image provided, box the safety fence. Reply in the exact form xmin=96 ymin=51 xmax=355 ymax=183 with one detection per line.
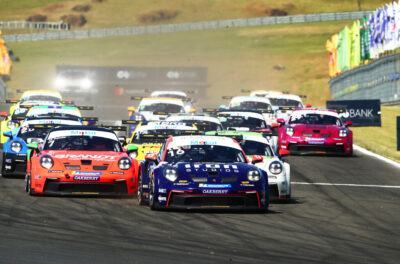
xmin=2 ymin=11 xmax=372 ymax=43
xmin=329 ymin=52 xmax=400 ymax=104
xmin=0 ymin=21 xmax=69 ymax=31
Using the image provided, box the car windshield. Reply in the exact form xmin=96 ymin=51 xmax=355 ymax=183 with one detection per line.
xmin=20 ymin=95 xmax=61 ymax=104
xmin=269 ymin=98 xmax=302 ymax=108
xmin=178 ymin=120 xmax=222 ymax=131
xmin=17 ymin=126 xmax=50 ymax=143
xmin=230 ymin=101 xmax=271 ymax=110
xmin=153 ymin=94 xmax=186 ymax=100
xmin=131 ymin=129 xmax=195 ymax=144
xmin=240 ymin=140 xmax=274 ymax=156
xmin=289 ymin=113 xmax=342 ymax=126
xmin=30 ymin=112 xmax=80 ymax=119
xmin=11 ymin=108 xmax=29 ymax=120
xmin=44 ymin=134 xmax=122 ymax=151
xmin=139 ymin=103 xmax=184 ymax=113
xmin=165 ymin=145 xmax=247 ymax=163
xmin=220 ymin=116 xmax=266 ymax=129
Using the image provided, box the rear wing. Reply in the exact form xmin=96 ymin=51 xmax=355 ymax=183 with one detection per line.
xmin=0 ymin=99 xmax=20 ymax=104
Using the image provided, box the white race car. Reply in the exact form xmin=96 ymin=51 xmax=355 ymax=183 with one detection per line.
xmin=227 ymin=96 xmax=276 ymax=125
xmin=136 ymin=97 xmax=186 ymax=121
xmin=150 ymin=90 xmax=196 ymax=113
xmin=166 ymin=113 xmax=223 ymax=131
xmin=265 ymin=93 xmax=304 ymax=121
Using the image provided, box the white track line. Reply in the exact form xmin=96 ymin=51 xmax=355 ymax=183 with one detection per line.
xmin=292 ymin=182 xmax=400 ymax=189
xmin=353 ymin=144 xmax=400 ymax=169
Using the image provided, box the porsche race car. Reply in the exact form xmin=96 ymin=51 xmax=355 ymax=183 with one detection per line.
xmin=26 ymin=126 xmax=139 ymax=196
xmin=149 ymin=90 xmax=196 ymax=113
xmin=278 ymin=108 xmax=353 ymax=156
xmin=124 ymin=121 xmax=198 ymax=161
xmin=2 ymin=117 xmax=83 ymax=177
xmin=166 ymin=113 xmax=223 ymax=131
xmin=138 ymin=135 xmax=269 ymax=211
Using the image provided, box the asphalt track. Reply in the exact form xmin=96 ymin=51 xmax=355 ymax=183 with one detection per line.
xmin=0 ymin=150 xmax=399 ymax=264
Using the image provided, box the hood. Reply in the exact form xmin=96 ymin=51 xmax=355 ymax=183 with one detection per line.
xmin=45 ymin=150 xmax=123 ymax=163
xmin=140 ymin=111 xmax=167 ymax=121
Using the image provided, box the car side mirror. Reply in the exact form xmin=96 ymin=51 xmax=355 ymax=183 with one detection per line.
xmin=0 ymin=111 xmax=8 ymax=117
xmin=345 ymin=121 xmax=353 ymax=127
xmin=27 ymin=142 xmax=39 ymax=150
xmin=3 ymin=131 xmax=12 ymax=138
xmin=126 ymin=144 xmax=139 ymax=158
xmin=277 ymin=118 xmax=285 ymax=126
xmin=270 ymin=122 xmax=279 ymax=128
xmin=306 ymin=104 xmax=312 ymax=108
xmin=279 ymin=149 xmax=290 ymax=156
xmin=145 ymin=153 xmax=158 ymax=162
xmin=251 ymin=155 xmax=263 ymax=164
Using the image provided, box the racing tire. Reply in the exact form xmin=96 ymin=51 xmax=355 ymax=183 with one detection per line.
xmin=148 ymin=177 xmax=160 ymax=211
xmin=137 ymin=174 xmax=147 ymax=206
xmin=26 ymin=175 xmax=36 ymax=196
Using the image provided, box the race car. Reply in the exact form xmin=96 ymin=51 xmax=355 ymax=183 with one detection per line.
xmin=137 ymin=135 xmax=269 ymax=211
xmin=132 ymin=97 xmax=186 ymax=121
xmin=206 ymin=131 xmax=291 ymax=201
xmin=165 ymin=113 xmax=223 ymax=131
xmin=25 ymin=126 xmax=139 ymax=196
xmin=124 ymin=121 xmax=198 ymax=161
xmin=2 ymin=117 xmax=83 ymax=177
xmin=149 ymin=90 xmax=196 ymax=113
xmin=0 ymin=90 xmax=63 ymax=143
xmin=265 ymin=93 xmax=305 ymax=121
xmin=54 ymin=69 xmax=95 ymax=93
xmin=24 ymin=105 xmax=97 ymax=125
xmin=278 ymin=108 xmax=353 ymax=156
xmin=225 ymin=96 xmax=276 ymax=124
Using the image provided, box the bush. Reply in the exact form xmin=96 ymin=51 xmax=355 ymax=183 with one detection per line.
xmin=268 ymin=8 xmax=288 ymax=16
xmin=26 ymin=14 xmax=47 ymax=22
xmin=60 ymin=14 xmax=87 ymax=27
xmin=72 ymin=5 xmax=91 ymax=12
xmin=138 ymin=10 xmax=179 ymax=23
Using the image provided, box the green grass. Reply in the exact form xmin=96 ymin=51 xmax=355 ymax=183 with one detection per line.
xmin=352 ymin=106 xmax=400 ymax=162
xmin=0 ymin=0 xmax=389 ymax=32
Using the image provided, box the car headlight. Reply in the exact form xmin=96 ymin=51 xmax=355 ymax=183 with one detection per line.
xmin=247 ymin=169 xmax=260 ymax=182
xmin=55 ymin=77 xmax=66 ymax=87
xmin=40 ymin=155 xmax=54 ymax=169
xmin=339 ymin=129 xmax=347 ymax=137
xmin=11 ymin=141 xmax=22 ymax=153
xmin=118 ymin=157 xmax=132 ymax=170
xmin=129 ymin=151 xmax=138 ymax=159
xmin=285 ymin=126 xmax=294 ymax=136
xmin=7 ymin=120 xmax=16 ymax=129
xmin=164 ymin=168 xmax=178 ymax=182
xmin=269 ymin=161 xmax=282 ymax=175
xmin=81 ymin=78 xmax=93 ymax=89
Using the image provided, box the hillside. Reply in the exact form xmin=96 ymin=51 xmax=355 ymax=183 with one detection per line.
xmin=0 ymin=0 xmax=388 ymax=32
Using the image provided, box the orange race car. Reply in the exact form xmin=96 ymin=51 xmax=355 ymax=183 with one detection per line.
xmin=25 ymin=126 xmax=139 ymax=196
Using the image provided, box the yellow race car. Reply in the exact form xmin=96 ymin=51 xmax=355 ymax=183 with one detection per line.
xmin=0 ymin=90 xmax=64 ymax=144
xmin=124 ymin=121 xmax=197 ymax=161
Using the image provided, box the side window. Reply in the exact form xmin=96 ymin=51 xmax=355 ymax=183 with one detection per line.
xmin=158 ymin=143 xmax=166 ymax=161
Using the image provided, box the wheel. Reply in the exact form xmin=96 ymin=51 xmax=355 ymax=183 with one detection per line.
xmin=26 ymin=174 xmax=35 ymax=196
xmin=148 ymin=177 xmax=159 ymax=210
xmin=24 ymin=174 xmax=29 ymax=192
xmin=137 ymin=174 xmax=147 ymax=206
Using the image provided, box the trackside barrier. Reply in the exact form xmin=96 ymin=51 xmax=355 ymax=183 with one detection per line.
xmin=329 ymin=53 xmax=400 ymax=104
xmin=0 ymin=21 xmax=69 ymax=31
xmin=2 ymin=11 xmax=372 ymax=43
xmin=0 ymin=77 xmax=7 ymax=100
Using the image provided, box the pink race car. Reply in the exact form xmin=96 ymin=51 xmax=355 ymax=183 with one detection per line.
xmin=277 ymin=108 xmax=353 ymax=156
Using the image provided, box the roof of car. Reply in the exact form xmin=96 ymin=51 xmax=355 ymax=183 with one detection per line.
xmin=230 ymin=96 xmax=272 ymax=103
xmin=291 ymin=108 xmax=339 ymax=117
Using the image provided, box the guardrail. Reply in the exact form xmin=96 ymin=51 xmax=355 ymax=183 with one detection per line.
xmin=329 ymin=53 xmax=400 ymax=104
xmin=0 ymin=77 xmax=7 ymax=100
xmin=2 ymin=11 xmax=372 ymax=43
xmin=0 ymin=21 xmax=69 ymax=31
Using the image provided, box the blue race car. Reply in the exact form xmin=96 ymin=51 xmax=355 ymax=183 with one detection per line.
xmin=1 ymin=117 xmax=83 ymax=177
xmin=138 ymin=135 xmax=269 ymax=211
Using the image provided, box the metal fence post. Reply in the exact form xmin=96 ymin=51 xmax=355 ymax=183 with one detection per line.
xmin=398 ymin=116 xmax=400 ymax=151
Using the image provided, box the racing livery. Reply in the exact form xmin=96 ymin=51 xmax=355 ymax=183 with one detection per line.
xmin=0 ymin=90 xmax=63 ymax=143
xmin=166 ymin=113 xmax=223 ymax=131
xmin=149 ymin=90 xmax=196 ymax=113
xmin=278 ymin=108 xmax=353 ymax=155
xmin=206 ymin=131 xmax=291 ymax=201
xmin=138 ymin=135 xmax=269 ymax=211
xmin=125 ymin=121 xmax=197 ymax=161
xmin=134 ymin=97 xmax=186 ymax=121
xmin=26 ymin=126 xmax=139 ymax=196
xmin=2 ymin=117 xmax=83 ymax=177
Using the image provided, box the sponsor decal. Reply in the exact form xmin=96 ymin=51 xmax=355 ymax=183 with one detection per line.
xmin=241 ymin=183 xmax=255 ymax=187
xmin=158 ymin=188 xmax=167 ymax=193
xmin=70 ymin=130 xmax=96 ymax=136
xmin=73 ymin=175 xmax=100 ymax=181
xmin=202 ymin=189 xmax=229 ymax=194
xmin=190 ymin=140 xmax=217 ymax=145
xmin=54 ymin=154 xmax=118 ymax=161
xmin=143 ymin=150 xmax=159 ymax=154
xmin=306 ymin=137 xmax=326 ymax=145
xmin=199 ymin=183 xmax=231 ymax=188
xmin=185 ymin=164 xmax=239 ymax=173
xmin=72 ymin=171 xmax=102 ymax=176
xmin=48 ymin=170 xmax=63 ymax=173
xmin=110 ymin=171 xmax=124 ymax=175
xmin=174 ymin=182 xmax=189 ymax=186
xmin=158 ymin=196 xmax=167 ymax=201
xmin=34 ymin=175 xmax=41 ymax=179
